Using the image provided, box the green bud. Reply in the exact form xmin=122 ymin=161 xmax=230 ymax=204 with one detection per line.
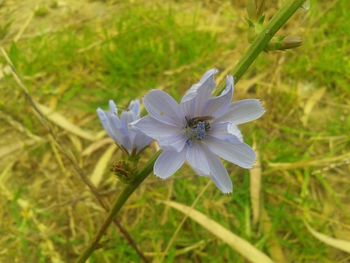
xmin=266 ymin=36 xmax=302 ymax=51
xmin=281 ymin=36 xmax=303 ymax=50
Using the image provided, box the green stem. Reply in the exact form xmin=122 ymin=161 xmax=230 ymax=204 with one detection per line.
xmin=219 ymin=0 xmax=305 ymax=92
xmin=76 ymin=152 xmax=160 ymax=263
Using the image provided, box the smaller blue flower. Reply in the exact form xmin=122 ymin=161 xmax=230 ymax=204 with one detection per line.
xmin=97 ymin=100 xmax=153 ymax=155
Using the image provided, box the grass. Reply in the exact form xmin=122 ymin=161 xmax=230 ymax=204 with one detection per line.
xmin=1 ymin=0 xmax=350 ymax=262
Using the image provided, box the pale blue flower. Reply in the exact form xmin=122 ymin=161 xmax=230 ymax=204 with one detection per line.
xmin=97 ymin=100 xmax=153 ymax=155
xmin=132 ymin=69 xmax=265 ymax=193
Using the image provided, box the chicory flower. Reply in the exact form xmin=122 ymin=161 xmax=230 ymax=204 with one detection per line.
xmin=97 ymin=100 xmax=153 ymax=155
xmin=132 ymin=69 xmax=265 ymax=193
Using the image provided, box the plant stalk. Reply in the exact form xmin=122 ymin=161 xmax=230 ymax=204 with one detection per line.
xmin=76 ymin=152 xmax=160 ymax=263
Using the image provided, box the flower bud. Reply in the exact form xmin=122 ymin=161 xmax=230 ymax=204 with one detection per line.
xmin=282 ymin=36 xmax=302 ymax=49
xmin=111 ymin=159 xmax=138 ymax=184
xmin=266 ymin=36 xmax=302 ymax=51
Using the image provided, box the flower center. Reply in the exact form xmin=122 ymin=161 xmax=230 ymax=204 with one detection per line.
xmin=184 ymin=117 xmax=211 ymax=146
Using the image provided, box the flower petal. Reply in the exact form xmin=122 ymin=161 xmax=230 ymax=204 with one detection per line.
xmin=203 ymin=148 xmax=233 ymax=193
xmin=209 ymin=122 xmax=243 ymax=142
xmin=208 ymin=122 xmax=243 ymax=142
xmin=97 ymin=108 xmax=112 ymax=135
xmin=181 ymin=69 xmax=219 ymax=117
xmin=206 ymin=135 xmax=256 ymax=169
xmin=181 ymin=69 xmax=219 ymax=103
xmin=154 ymin=149 xmax=186 ymax=179
xmin=158 ymin=134 xmax=187 ymax=152
xmin=106 ymin=100 xmax=122 ymax=132
xmin=186 ymin=143 xmax=211 ymax=176
xmin=132 ymin=131 xmax=153 ymax=153
xmin=132 ymin=116 xmax=180 ymax=138
xmin=106 ymin=113 xmax=121 ymax=134
xmin=205 ymin=75 xmax=234 ymax=118
xmin=216 ymin=99 xmax=265 ymax=125
xmin=99 ymin=101 xmax=153 ymax=154
xmin=121 ymin=134 xmax=132 ymax=153
xmin=144 ymin=90 xmax=184 ymax=126
xmin=121 ymin=111 xmax=135 ymax=128
xmin=132 ymin=116 xmax=186 ymax=151
xmin=97 ymin=108 xmax=123 ymax=143
xmin=109 ymin=100 xmax=118 ymax=115
xmin=208 ymin=122 xmax=230 ymax=139
xmin=129 ymin=99 xmax=140 ymax=118
xmin=192 ymin=168 xmax=209 ymax=177
xmin=228 ymin=123 xmax=243 ymax=142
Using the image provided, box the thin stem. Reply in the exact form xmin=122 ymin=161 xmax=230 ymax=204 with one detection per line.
xmin=219 ymin=0 xmax=305 ymax=92
xmin=76 ymin=152 xmax=160 ymax=263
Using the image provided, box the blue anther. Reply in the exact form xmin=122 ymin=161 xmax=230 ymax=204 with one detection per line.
xmin=195 ymin=122 xmax=206 ymax=140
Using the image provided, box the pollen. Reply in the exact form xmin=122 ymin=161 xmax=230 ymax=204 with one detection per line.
xmin=195 ymin=122 xmax=206 ymax=140
xmin=184 ymin=121 xmax=209 ymax=145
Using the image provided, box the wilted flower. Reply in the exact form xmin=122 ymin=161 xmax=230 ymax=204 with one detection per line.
xmin=132 ymin=69 xmax=265 ymax=193
xmin=97 ymin=100 xmax=153 ymax=155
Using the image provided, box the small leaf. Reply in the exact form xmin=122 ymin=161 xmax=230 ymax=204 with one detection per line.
xmin=163 ymin=200 xmax=274 ymax=263
xmin=306 ymin=222 xmax=350 ymax=254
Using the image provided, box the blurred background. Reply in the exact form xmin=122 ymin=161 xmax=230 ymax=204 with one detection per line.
xmin=0 ymin=0 xmax=349 ymax=262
